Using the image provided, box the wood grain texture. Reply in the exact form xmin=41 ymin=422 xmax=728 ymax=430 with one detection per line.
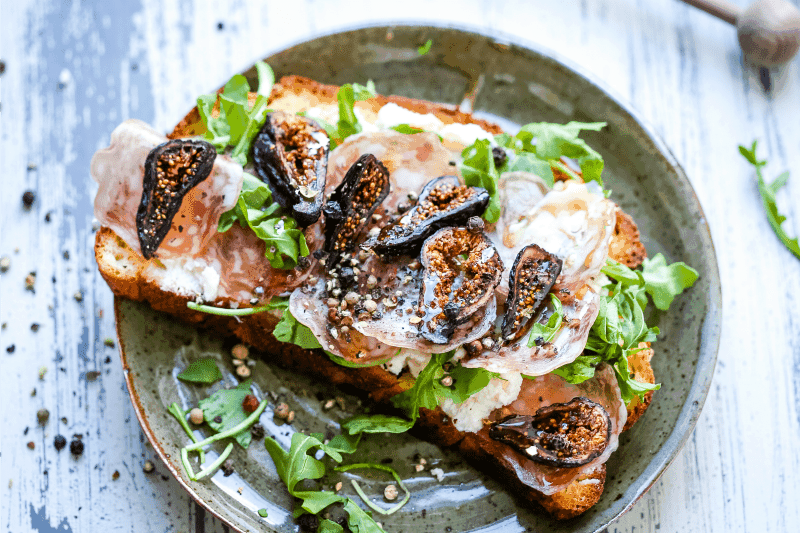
xmin=1 ymin=0 xmax=799 ymax=532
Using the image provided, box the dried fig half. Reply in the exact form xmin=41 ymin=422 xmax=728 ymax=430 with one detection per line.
xmin=501 ymin=244 xmax=563 ymax=342
xmin=419 ymin=227 xmax=503 ymax=343
xmin=323 ymin=154 xmax=391 ymax=267
xmin=252 ymin=111 xmax=329 ymax=226
xmin=489 ymin=397 xmax=611 ymax=468
xmin=136 ymin=139 xmax=216 ymax=259
xmin=365 ymin=175 xmax=490 ymax=258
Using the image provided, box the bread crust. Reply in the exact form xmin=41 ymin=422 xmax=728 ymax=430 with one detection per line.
xmin=95 ymin=75 xmax=656 ymax=519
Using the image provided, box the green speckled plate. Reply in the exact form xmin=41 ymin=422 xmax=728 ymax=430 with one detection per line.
xmin=115 ymin=24 xmax=721 ymax=533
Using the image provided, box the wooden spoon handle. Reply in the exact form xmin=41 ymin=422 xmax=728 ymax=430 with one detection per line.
xmin=680 ymin=0 xmax=742 ymax=25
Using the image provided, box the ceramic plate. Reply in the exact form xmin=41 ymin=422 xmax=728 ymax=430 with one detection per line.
xmin=115 ymin=24 xmax=721 ymax=533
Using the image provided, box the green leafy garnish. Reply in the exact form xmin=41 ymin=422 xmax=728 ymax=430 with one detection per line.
xmin=459 ymin=121 xmax=608 ymax=223
xmin=341 ymin=414 xmax=415 ymax=435
xmin=196 ymin=61 xmax=274 ymax=166
xmin=218 ymin=172 xmax=310 ymax=269
xmin=460 ymin=140 xmax=502 ymax=222
xmin=272 ymin=304 xmax=323 ymax=350
xmin=390 ymin=351 xmax=499 ymax=420
xmin=257 ymin=509 xmax=269 ymax=518
xmin=198 ymin=379 xmax=257 ymax=448
xmin=177 ymin=357 xmax=223 ymax=384
xmin=334 ymin=463 xmax=411 ymax=516
xmin=264 ymin=433 xmax=385 ymax=532
xmin=418 ymin=39 xmax=433 ymax=55
xmin=167 ymin=403 xmax=205 ymax=463
xmin=526 ymin=293 xmax=564 ymax=347
xmin=389 ymin=124 xmax=425 ymax=135
xmin=556 ymin=255 xmax=698 ymax=403
xmin=739 ymin=140 xmax=800 ymax=260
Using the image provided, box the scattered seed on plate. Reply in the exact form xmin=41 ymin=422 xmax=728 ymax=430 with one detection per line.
xmin=221 ymin=459 xmax=235 ymax=477
xmin=25 ymin=272 xmax=36 ymax=291
xmin=384 ymin=484 xmax=398 ymax=501
xmin=103 ymin=338 xmax=115 ymax=348
xmin=274 ymin=402 xmax=290 ymax=419
xmin=53 ymin=435 xmax=66 ymax=451
xmin=0 ymin=256 xmax=10 ymax=272
xmin=26 ymin=441 xmax=35 ymax=450
xmin=22 ymin=190 xmax=36 ymax=208
xmin=189 ymin=408 xmax=204 ymax=425
xmin=143 ymin=460 xmax=155 ymax=473
xmin=36 ymin=409 xmax=49 ymax=426
xmin=287 ymin=411 xmax=295 ymax=423
xmin=335 ymin=481 xmax=343 ymax=491
xmin=112 ymin=470 xmax=120 ymax=481
xmin=236 ymin=365 xmax=251 ymax=378
xmin=232 ymin=344 xmax=249 ymax=360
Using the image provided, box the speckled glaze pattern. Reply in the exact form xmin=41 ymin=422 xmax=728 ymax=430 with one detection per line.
xmin=116 ymin=24 xmax=721 ymax=533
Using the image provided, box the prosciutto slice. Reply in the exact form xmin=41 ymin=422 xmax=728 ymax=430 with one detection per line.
xmin=486 ymin=364 xmax=626 ymax=495
xmin=91 ymin=120 xmax=243 ymax=259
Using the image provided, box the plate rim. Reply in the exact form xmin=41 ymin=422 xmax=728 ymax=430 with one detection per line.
xmin=117 ymin=21 xmax=722 ymax=533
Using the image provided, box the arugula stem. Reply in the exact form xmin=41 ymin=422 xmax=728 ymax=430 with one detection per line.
xmin=185 ymin=399 xmax=268 ymax=452
xmin=181 ymin=448 xmax=195 ymax=480
xmin=551 ymin=160 xmax=582 ymax=181
xmin=168 ymin=403 xmax=205 ymax=463
xmin=193 ymin=442 xmax=235 ymax=481
xmin=334 ymin=463 xmax=411 ymax=516
xmin=187 ymin=302 xmax=274 ymax=317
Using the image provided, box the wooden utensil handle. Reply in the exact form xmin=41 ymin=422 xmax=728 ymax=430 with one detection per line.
xmin=681 ymin=0 xmax=742 ymax=25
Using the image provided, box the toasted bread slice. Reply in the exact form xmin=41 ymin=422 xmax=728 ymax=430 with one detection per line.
xmin=95 ymin=75 xmax=654 ymax=519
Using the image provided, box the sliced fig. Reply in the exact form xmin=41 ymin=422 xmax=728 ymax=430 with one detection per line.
xmin=252 ymin=111 xmax=329 ymax=226
xmin=323 ymin=154 xmax=391 ymax=267
xmin=501 ymin=244 xmax=563 ymax=342
xmin=364 ymin=175 xmax=490 ymax=258
xmin=136 ymin=139 xmax=216 ymax=259
xmin=489 ymin=397 xmax=611 ymax=468
xmin=418 ymin=227 xmax=503 ymax=343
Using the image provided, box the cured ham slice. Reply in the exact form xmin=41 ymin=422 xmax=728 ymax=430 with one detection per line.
xmin=91 ymin=120 xmax=243 ymax=259
xmin=484 ymin=364 xmax=626 ymax=495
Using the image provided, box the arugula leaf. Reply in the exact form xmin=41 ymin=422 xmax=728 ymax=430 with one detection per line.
xmin=273 ymin=307 xmax=323 ymax=350
xmin=257 ymin=509 xmax=268 ymax=518
xmin=517 ymin=122 xmax=607 ymax=186
xmin=603 ymin=256 xmax=699 ymax=311
xmin=198 ymin=379 xmax=255 ymax=448
xmin=460 ymin=140 xmax=502 ymax=222
xmin=218 ymin=172 xmax=310 ymax=269
xmin=390 ymin=352 xmax=499 ymax=418
xmin=318 ymin=519 xmax=345 ymax=533
xmin=389 ymin=124 xmax=425 ymax=135
xmin=341 ymin=414 xmax=414 ymax=435
xmin=326 ymin=82 xmax=378 ymax=148
xmin=418 ymin=39 xmax=433 ymax=55
xmin=264 ymin=433 xmax=385 ymax=532
xmin=177 ymin=357 xmax=223 ymax=384
xmin=526 ymin=294 xmax=564 ymax=347
xmin=552 ymin=354 xmax=602 ymax=383
xmin=196 ymin=61 xmax=274 ymax=165
xmin=641 ymin=254 xmax=700 ymax=310
xmin=739 ymin=140 xmax=800 ymax=260
xmin=352 ymin=80 xmax=377 ymax=100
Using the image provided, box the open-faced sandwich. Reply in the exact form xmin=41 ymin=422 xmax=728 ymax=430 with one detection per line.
xmin=92 ymin=63 xmax=698 ymax=528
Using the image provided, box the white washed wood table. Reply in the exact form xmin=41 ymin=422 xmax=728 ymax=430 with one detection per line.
xmin=2 ymin=1 xmax=800 ymax=531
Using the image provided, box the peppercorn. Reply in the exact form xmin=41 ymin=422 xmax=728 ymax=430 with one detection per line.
xmin=491 ymin=146 xmax=507 ymax=169
xmin=27 ymin=441 xmax=35 ymax=450
xmin=53 ymin=435 xmax=66 ymax=451
xmin=36 ymin=408 xmax=50 ymax=426
xmin=69 ymin=437 xmax=84 ymax=456
xmin=250 ymin=423 xmax=265 ymax=440
xmin=232 ymin=344 xmax=249 ymax=360
xmin=189 ymin=408 xmax=204 ymax=425
xmin=242 ymin=394 xmax=259 ymax=413
xmin=22 ymin=190 xmax=36 ymax=208
xmin=221 ymin=459 xmax=235 ymax=477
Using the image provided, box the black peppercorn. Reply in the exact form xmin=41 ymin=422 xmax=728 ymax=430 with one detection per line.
xmin=221 ymin=459 xmax=235 ymax=477
xmin=53 ymin=435 xmax=67 ymax=451
xmin=22 ymin=190 xmax=36 ymax=208
xmin=69 ymin=437 xmax=84 ymax=456
xmin=491 ymin=146 xmax=507 ymax=169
